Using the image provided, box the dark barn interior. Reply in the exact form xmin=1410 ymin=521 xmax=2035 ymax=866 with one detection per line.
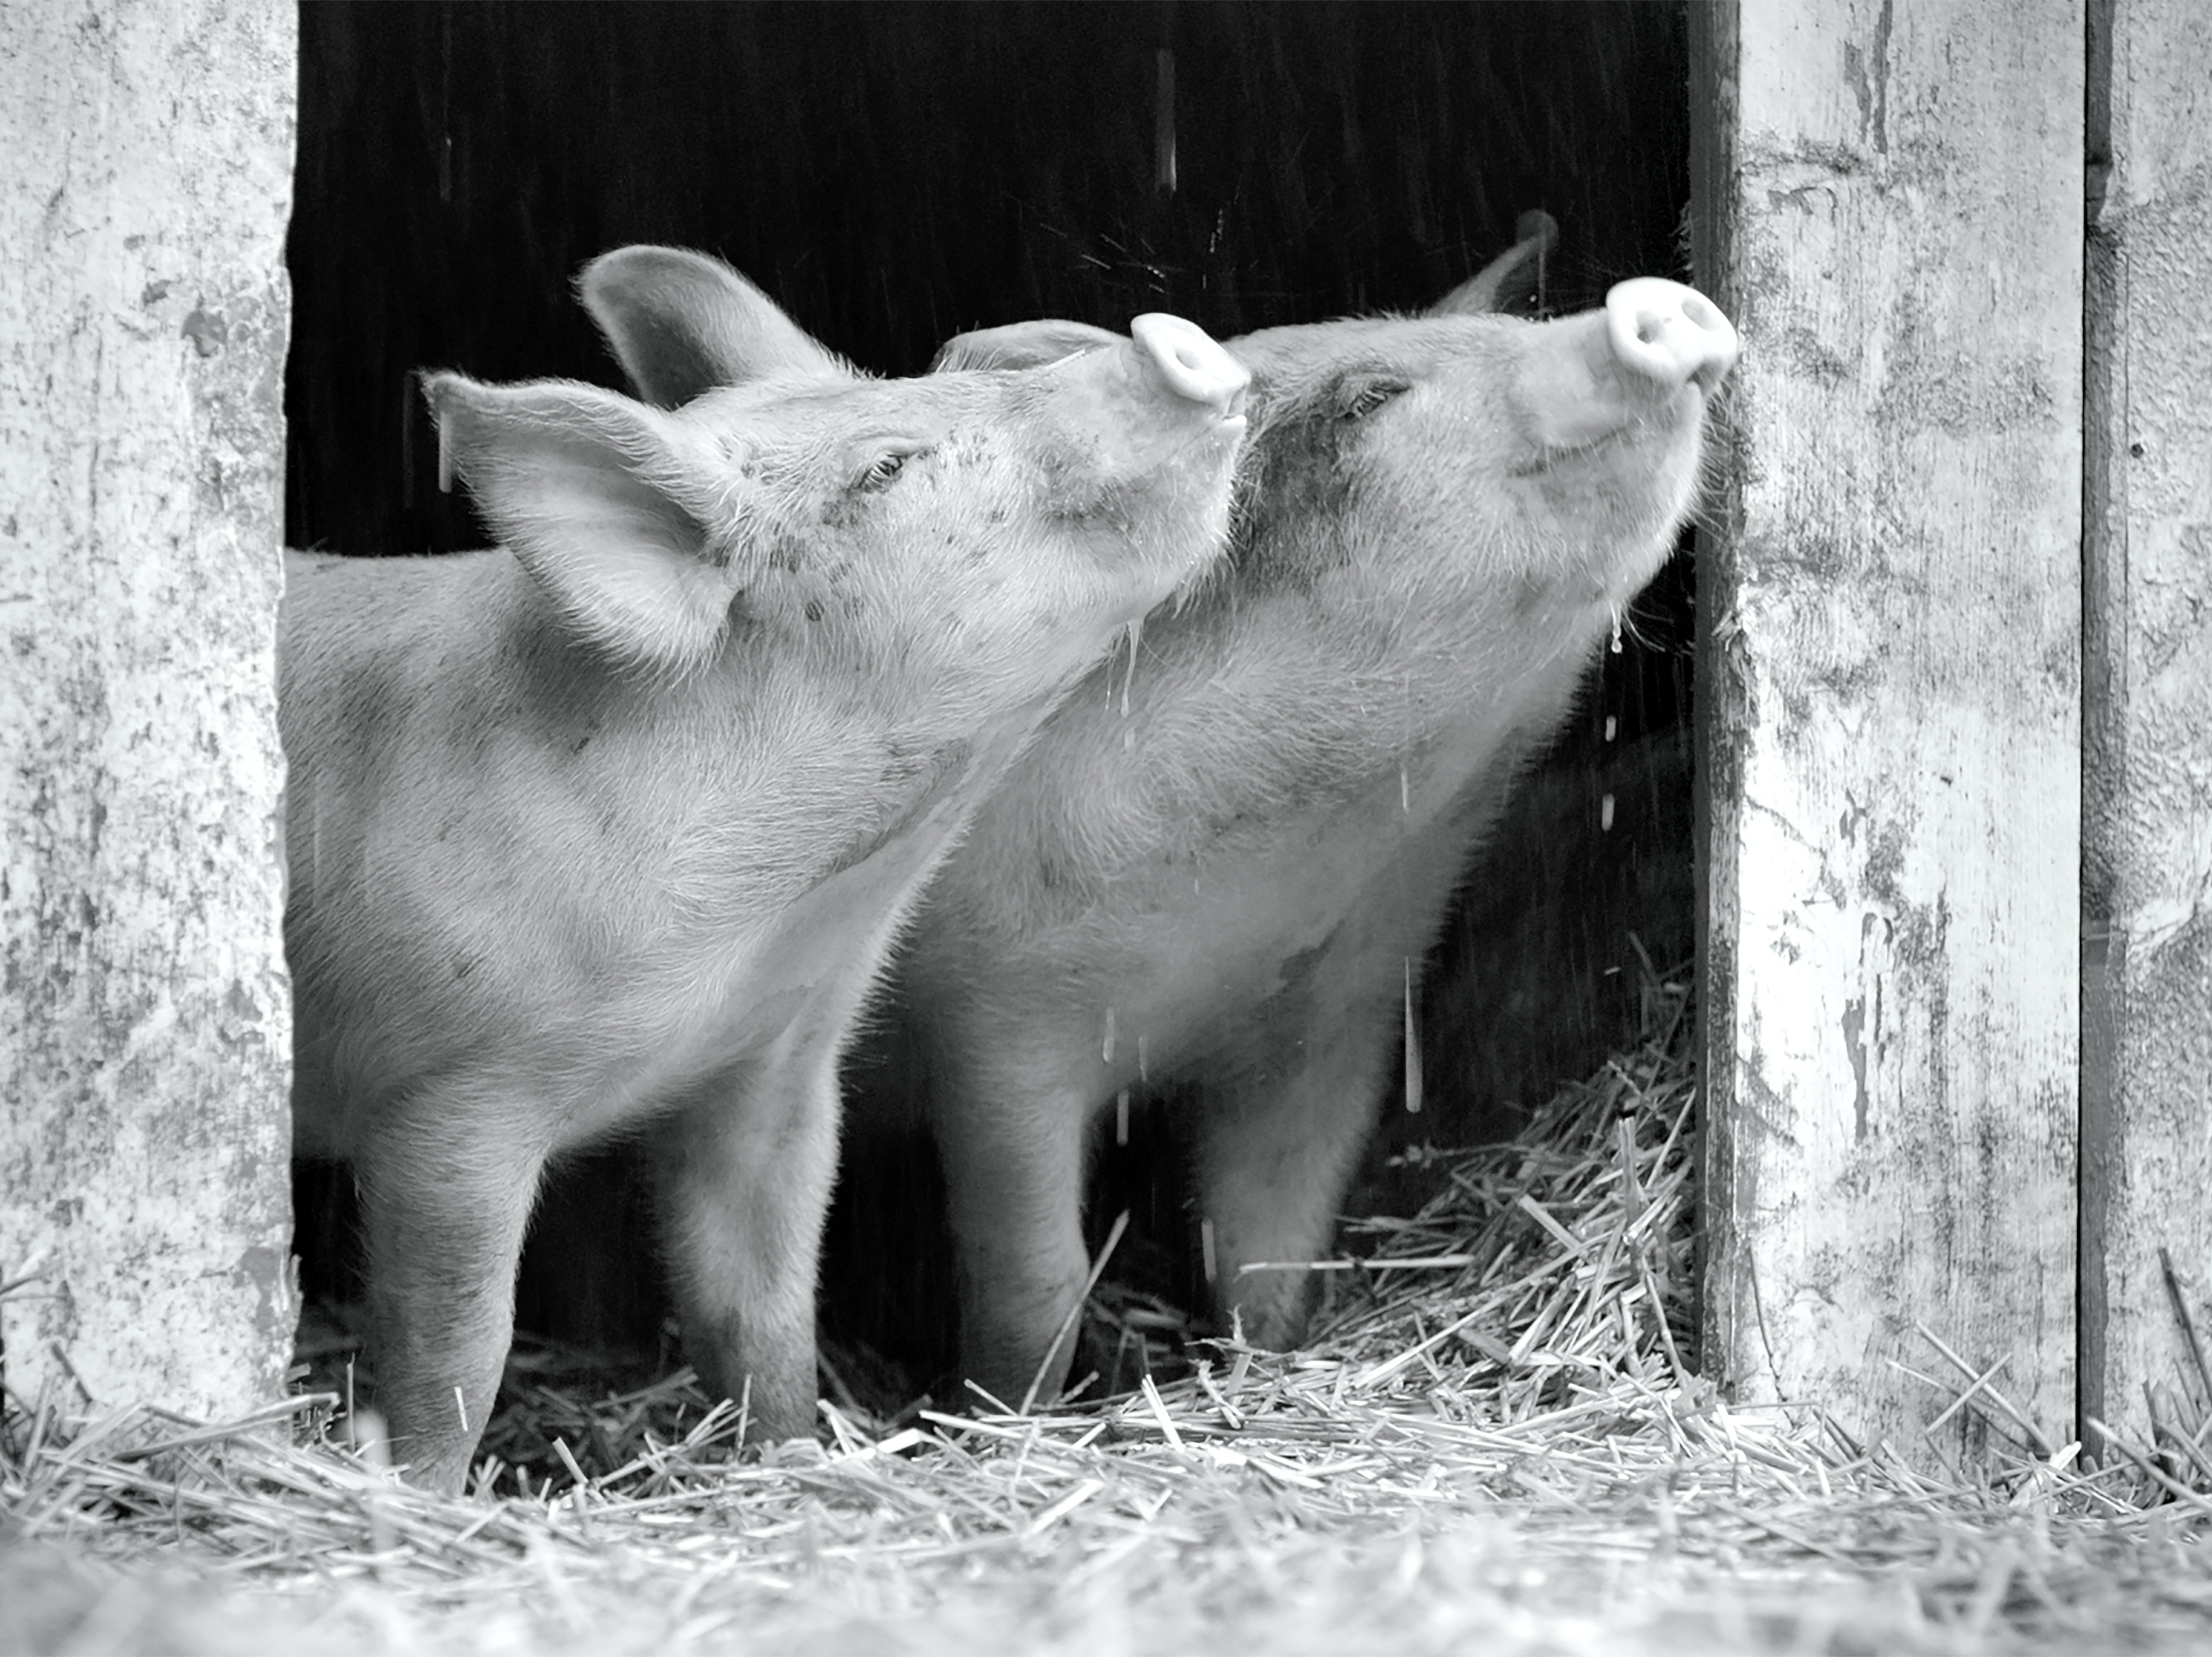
xmin=287 ymin=0 xmax=1697 ymax=1403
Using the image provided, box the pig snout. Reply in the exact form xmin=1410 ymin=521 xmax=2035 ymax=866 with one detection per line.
xmin=1603 ymin=278 xmax=1739 ymax=394
xmin=1520 ymin=280 xmax=1737 ymax=454
xmin=1050 ymin=313 xmax=1249 ymax=494
xmin=1130 ymin=312 xmax=1251 ymax=418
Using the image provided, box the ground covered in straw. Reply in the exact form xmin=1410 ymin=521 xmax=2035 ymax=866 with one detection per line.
xmin=9 ymin=980 xmax=2212 ymax=1654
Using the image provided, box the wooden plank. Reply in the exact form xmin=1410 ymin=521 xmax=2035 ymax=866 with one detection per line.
xmin=2081 ymin=0 xmax=2212 ymax=1452
xmin=0 ymin=0 xmax=296 ymax=1424
xmin=1691 ymin=0 xmax=2081 ymax=1461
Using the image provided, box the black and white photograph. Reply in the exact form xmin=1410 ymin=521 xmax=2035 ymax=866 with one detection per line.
xmin=3 ymin=1 xmax=2205 ymax=1650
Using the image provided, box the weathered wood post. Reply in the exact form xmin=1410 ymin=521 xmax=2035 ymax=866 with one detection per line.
xmin=1690 ymin=1 xmax=2083 ymax=1460
xmin=1 ymin=1 xmax=296 ymax=1424
xmin=2081 ymin=0 xmax=2212 ymax=1452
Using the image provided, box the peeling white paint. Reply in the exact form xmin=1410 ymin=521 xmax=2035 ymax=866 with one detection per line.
xmin=0 ymin=0 xmax=296 ymax=1426
xmin=1698 ymin=0 xmax=2082 ymax=1462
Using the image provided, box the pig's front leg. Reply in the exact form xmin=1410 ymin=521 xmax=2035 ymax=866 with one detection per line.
xmin=931 ymin=1052 xmax=1094 ymax=1411
xmin=356 ymin=1101 xmax=551 ymax=1494
xmin=1191 ymin=995 xmax=1398 ymax=1351
xmin=651 ymin=1045 xmax=843 ymax=1444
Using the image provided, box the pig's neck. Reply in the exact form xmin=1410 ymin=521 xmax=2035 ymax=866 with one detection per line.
xmin=952 ymin=562 xmax=1610 ymax=904
xmin=497 ymin=571 xmax=1055 ymax=934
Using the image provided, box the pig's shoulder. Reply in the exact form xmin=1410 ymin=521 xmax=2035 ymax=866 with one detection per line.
xmin=278 ymin=548 xmax=533 ymax=720
xmin=283 ymin=547 xmax=516 ymax=640
xmin=283 ymin=544 xmax=505 ymax=600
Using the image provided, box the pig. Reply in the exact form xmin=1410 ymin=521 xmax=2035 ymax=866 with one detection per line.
xmin=853 ymin=227 xmax=1741 ymax=1408
xmin=282 ymin=248 xmax=1249 ymax=1491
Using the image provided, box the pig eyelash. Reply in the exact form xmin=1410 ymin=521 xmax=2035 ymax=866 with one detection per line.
xmin=1339 ymin=381 xmax=1409 ymax=420
xmin=854 ymin=448 xmax=927 ymax=493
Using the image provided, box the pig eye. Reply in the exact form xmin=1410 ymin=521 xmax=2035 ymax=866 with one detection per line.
xmin=1340 ymin=380 xmax=1408 ymax=420
xmin=855 ymin=446 xmax=928 ymax=492
xmin=856 ymin=452 xmax=908 ymax=491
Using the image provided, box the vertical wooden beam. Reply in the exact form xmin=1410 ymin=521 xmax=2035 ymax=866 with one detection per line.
xmin=0 ymin=1 xmax=296 ymax=1424
xmin=1692 ymin=0 xmax=2082 ymax=1461
xmin=2081 ymin=0 xmax=2212 ymax=1450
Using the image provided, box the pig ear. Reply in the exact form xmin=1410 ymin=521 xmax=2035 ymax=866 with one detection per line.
xmin=424 ymin=370 xmax=748 ymax=675
xmin=1427 ymin=210 xmax=1560 ymax=318
xmin=577 ymin=245 xmax=852 ymax=407
xmin=930 ymin=319 xmax=1124 ymax=374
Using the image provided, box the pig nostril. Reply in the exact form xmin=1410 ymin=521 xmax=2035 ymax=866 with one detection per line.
xmin=1603 ymin=278 xmax=1738 ymax=389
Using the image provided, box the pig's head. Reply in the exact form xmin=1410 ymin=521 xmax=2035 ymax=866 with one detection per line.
xmin=1216 ymin=273 xmax=1736 ymax=632
xmin=929 ymin=229 xmax=1737 ymax=702
xmin=423 ymin=251 xmax=1248 ymax=712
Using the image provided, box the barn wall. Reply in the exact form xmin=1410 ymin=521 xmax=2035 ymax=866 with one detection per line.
xmin=2081 ymin=0 xmax=2212 ymax=1451
xmin=0 ymin=0 xmax=296 ymax=1422
xmin=1692 ymin=0 xmax=2082 ymax=1460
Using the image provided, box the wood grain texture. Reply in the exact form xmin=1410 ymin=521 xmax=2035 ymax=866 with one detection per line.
xmin=2082 ymin=0 xmax=2212 ymax=1448
xmin=0 ymin=0 xmax=296 ymax=1422
xmin=1692 ymin=0 xmax=2081 ymax=1461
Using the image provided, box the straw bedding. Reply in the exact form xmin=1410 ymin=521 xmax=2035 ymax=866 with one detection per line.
xmin=7 ymin=970 xmax=2212 ymax=1655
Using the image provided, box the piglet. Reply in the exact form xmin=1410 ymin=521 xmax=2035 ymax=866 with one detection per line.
xmin=283 ymin=250 xmax=1248 ymax=1489
xmin=866 ymin=222 xmax=1737 ymax=1406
